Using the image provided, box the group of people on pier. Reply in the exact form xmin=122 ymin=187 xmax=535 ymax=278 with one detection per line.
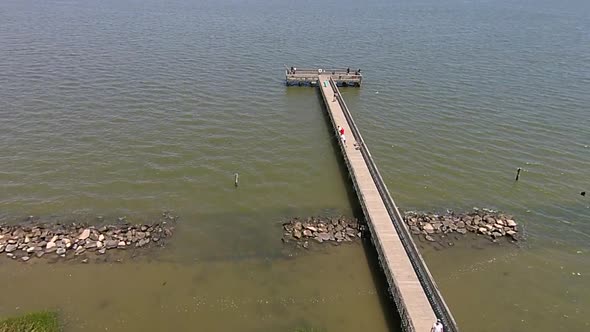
xmin=347 ymin=67 xmax=362 ymax=75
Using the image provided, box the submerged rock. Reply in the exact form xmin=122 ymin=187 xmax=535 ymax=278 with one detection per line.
xmin=425 ymin=235 xmax=436 ymax=242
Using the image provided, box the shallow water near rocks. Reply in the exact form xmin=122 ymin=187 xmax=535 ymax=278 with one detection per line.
xmin=0 ymin=241 xmax=394 ymax=332
xmin=1 ymin=0 xmax=589 ymax=330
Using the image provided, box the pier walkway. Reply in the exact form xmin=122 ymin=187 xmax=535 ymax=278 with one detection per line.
xmin=308 ymin=73 xmax=458 ymax=332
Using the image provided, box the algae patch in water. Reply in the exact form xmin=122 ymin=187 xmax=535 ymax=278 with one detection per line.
xmin=294 ymin=328 xmax=326 ymax=332
xmin=0 ymin=311 xmax=60 ymax=332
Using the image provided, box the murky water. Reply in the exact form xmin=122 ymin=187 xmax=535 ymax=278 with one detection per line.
xmin=1 ymin=0 xmax=589 ymax=330
xmin=0 ymin=244 xmax=395 ymax=332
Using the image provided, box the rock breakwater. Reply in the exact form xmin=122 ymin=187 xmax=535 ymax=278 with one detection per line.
xmin=0 ymin=213 xmax=176 ymax=262
xmin=282 ymin=216 xmax=364 ymax=248
xmin=403 ymin=209 xmax=520 ymax=242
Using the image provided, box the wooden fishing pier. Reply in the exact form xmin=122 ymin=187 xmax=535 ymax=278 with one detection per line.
xmin=286 ymin=68 xmax=459 ymax=332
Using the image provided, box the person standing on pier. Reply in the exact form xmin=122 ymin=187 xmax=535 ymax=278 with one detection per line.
xmin=431 ymin=319 xmax=444 ymax=332
xmin=339 ymin=126 xmax=345 ymax=136
xmin=347 ymin=67 xmax=350 ymax=74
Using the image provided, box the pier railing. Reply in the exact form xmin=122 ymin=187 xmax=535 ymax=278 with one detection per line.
xmin=285 ymin=67 xmax=361 ymax=75
xmin=329 ymin=78 xmax=459 ymax=332
xmin=285 ymin=67 xmax=363 ymax=87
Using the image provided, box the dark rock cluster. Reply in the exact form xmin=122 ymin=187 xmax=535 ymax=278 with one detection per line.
xmin=0 ymin=213 xmax=176 ymax=262
xmin=282 ymin=216 xmax=364 ymax=248
xmin=403 ymin=209 xmax=520 ymax=242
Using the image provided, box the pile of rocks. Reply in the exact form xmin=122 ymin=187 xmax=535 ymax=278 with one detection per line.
xmin=0 ymin=214 xmax=176 ymax=262
xmin=403 ymin=209 xmax=520 ymax=242
xmin=282 ymin=216 xmax=364 ymax=247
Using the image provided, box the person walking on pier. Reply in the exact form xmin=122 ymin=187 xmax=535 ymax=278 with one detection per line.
xmin=431 ymin=319 xmax=444 ymax=332
xmin=336 ymin=125 xmax=347 ymax=147
xmin=340 ymin=133 xmax=347 ymax=147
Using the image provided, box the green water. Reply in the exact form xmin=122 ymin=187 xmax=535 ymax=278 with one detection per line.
xmin=1 ymin=0 xmax=589 ymax=331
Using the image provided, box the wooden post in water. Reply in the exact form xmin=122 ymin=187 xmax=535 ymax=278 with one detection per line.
xmin=515 ymin=168 xmax=522 ymax=181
